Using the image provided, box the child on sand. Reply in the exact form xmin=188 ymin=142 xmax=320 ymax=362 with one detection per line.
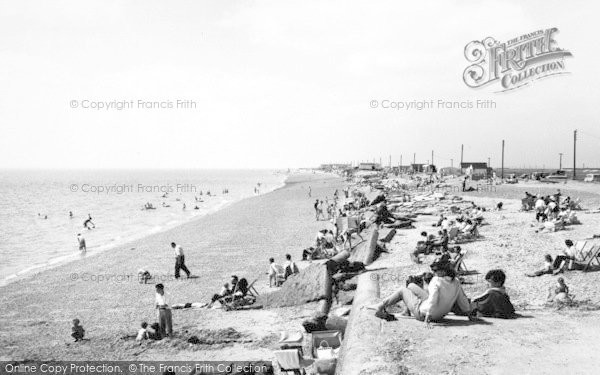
xmin=471 ymin=269 xmax=515 ymax=319
xmin=268 ymin=258 xmax=284 ymax=287
xmin=547 ymin=277 xmax=571 ymax=303
xmin=71 ymin=318 xmax=85 ymax=342
xmin=136 ymin=322 xmax=149 ymax=341
xmin=526 ymin=254 xmax=554 ymax=277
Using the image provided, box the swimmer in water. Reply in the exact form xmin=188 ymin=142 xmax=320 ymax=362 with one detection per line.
xmin=69 ymin=211 xmax=73 ymax=218
xmin=83 ymin=214 xmax=95 ymax=230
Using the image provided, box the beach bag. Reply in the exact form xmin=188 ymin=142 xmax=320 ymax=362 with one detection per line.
xmin=316 ymin=341 xmax=335 ymax=359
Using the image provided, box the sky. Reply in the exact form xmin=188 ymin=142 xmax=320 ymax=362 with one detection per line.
xmin=0 ymin=0 xmax=598 ymax=169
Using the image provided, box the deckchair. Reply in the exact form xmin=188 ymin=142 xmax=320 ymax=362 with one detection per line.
xmin=274 ymin=349 xmax=314 ymax=375
xmin=452 ymin=251 xmax=476 ymax=276
xmin=222 ymin=279 xmax=257 ymax=311
xmin=573 ymin=240 xmax=588 ymax=261
xmin=246 ymin=278 xmax=259 ymax=298
xmin=448 ymin=227 xmax=459 ymax=243
xmin=581 ymin=244 xmax=600 ymax=272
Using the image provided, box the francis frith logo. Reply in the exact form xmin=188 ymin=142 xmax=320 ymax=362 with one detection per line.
xmin=463 ymin=28 xmax=572 ymax=92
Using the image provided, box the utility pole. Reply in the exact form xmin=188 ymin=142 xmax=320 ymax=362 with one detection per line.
xmin=559 ymin=153 xmax=563 ymax=170
xmin=451 ymin=158 xmax=453 ymax=168
xmin=431 ymin=150 xmax=434 ymax=166
xmin=413 ymin=153 xmax=416 ymax=165
xmin=460 ymin=144 xmax=464 ymax=165
xmin=501 ymin=140 xmax=505 ymax=179
xmin=488 ymin=157 xmax=490 ymax=168
xmin=573 ymin=130 xmax=577 ymax=180
xmin=400 ymin=154 xmax=402 ymax=168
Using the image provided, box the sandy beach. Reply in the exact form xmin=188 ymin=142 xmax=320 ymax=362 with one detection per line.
xmin=0 ymin=172 xmax=347 ymax=361
xmin=359 ymin=178 xmax=600 ymax=375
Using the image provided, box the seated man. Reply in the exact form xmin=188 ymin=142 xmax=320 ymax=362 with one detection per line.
xmin=552 ymin=239 xmax=576 ymax=274
xmin=371 ymin=260 xmax=474 ymax=325
xmin=470 ymin=269 xmax=515 ymax=319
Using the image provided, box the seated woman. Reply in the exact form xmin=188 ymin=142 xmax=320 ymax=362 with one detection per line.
xmin=470 ymin=269 xmax=515 ymax=319
xmin=526 ymin=254 xmax=554 ymax=277
xmin=371 ymin=260 xmax=473 ymax=325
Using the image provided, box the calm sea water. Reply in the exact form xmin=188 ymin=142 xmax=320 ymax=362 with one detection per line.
xmin=0 ymin=169 xmax=286 ymax=284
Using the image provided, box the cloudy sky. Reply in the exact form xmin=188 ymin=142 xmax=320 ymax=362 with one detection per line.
xmin=0 ymin=0 xmax=598 ymax=169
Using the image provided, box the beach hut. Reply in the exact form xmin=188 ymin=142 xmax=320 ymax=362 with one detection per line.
xmin=461 ymin=162 xmax=489 ymax=180
xmin=358 ymin=162 xmax=382 ymax=171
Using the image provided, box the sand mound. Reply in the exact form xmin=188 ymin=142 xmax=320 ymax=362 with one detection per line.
xmin=257 ymin=263 xmax=331 ymax=308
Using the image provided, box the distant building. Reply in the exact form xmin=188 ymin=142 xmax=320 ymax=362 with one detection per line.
xmin=320 ymin=163 xmax=352 ymax=171
xmin=411 ymin=163 xmax=424 ymax=172
xmin=411 ymin=164 xmax=436 ymax=173
xmin=358 ymin=162 xmax=382 ymax=171
xmin=461 ymin=162 xmax=490 ymax=180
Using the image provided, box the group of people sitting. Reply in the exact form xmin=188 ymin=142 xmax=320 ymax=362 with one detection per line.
xmin=370 ymin=260 xmax=516 ymax=323
xmin=268 ymin=254 xmax=299 ymax=287
xmin=527 ymin=240 xmax=581 ymax=276
xmin=207 ymin=275 xmax=250 ymax=308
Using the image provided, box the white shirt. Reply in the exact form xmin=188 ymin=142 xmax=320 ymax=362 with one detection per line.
xmin=535 ymin=199 xmax=546 ymax=210
xmin=173 ymin=245 xmax=184 ymax=257
xmin=269 ymin=263 xmax=283 ymax=276
xmin=155 ymin=292 xmax=168 ymax=308
xmin=419 ymin=276 xmax=470 ymax=320
xmin=136 ymin=328 xmax=148 ymax=341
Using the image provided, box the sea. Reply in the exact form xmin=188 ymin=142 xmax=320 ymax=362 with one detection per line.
xmin=0 ymin=169 xmax=287 ymax=285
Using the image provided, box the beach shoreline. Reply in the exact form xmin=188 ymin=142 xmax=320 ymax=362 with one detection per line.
xmin=0 ymin=171 xmax=290 ymax=288
xmin=0 ymin=171 xmax=346 ymax=361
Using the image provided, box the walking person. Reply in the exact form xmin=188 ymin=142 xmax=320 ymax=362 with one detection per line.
xmin=171 ymin=242 xmax=191 ymax=279
xmin=77 ymin=233 xmax=86 ymax=252
xmin=154 ymin=284 xmax=172 ymax=337
xmin=314 ymin=199 xmax=320 ymax=221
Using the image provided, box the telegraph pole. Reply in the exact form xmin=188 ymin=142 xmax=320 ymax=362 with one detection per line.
xmin=413 ymin=153 xmax=416 ymax=165
xmin=488 ymin=157 xmax=490 ymax=168
xmin=573 ymin=130 xmax=577 ymax=180
xmin=460 ymin=144 xmax=464 ymax=165
xmin=559 ymin=153 xmax=563 ymax=170
xmin=451 ymin=159 xmax=453 ymax=168
xmin=431 ymin=150 xmax=434 ymax=166
xmin=501 ymin=140 xmax=505 ymax=179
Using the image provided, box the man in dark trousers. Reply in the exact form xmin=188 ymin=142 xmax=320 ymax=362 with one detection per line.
xmin=171 ymin=242 xmax=191 ymax=279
